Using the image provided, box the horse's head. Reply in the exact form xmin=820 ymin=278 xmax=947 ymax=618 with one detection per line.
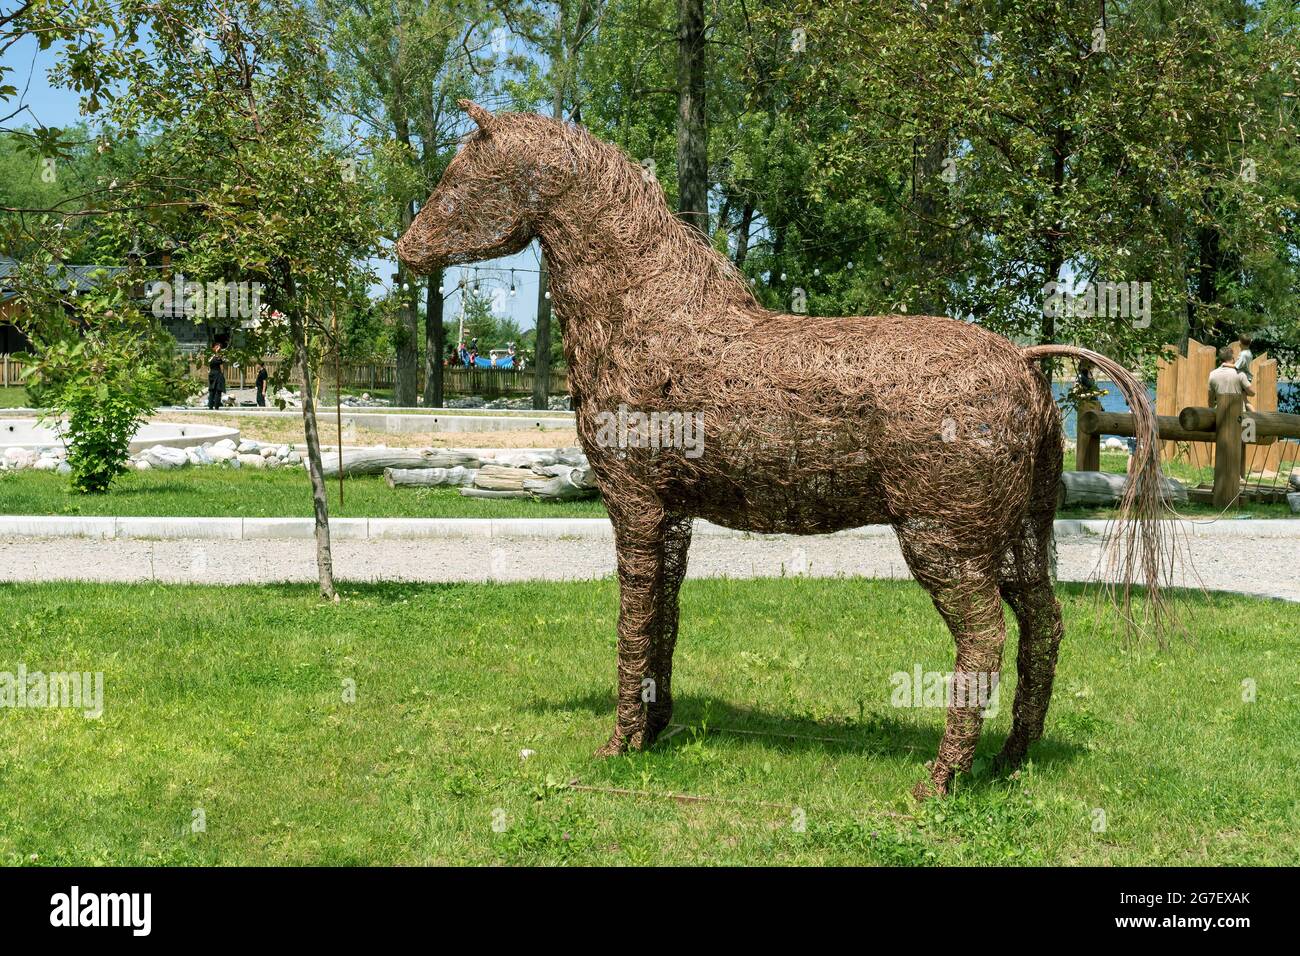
xmin=397 ymin=100 xmax=574 ymax=275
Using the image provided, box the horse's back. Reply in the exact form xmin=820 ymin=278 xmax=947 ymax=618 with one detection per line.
xmin=581 ymin=309 xmax=1058 ymax=540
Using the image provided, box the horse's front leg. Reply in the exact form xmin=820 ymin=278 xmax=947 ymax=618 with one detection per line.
xmin=595 ymin=501 xmax=691 ymax=755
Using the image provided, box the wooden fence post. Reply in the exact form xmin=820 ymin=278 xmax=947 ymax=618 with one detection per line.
xmin=1076 ymin=398 xmax=1101 ymax=471
xmin=1213 ymin=393 xmax=1244 ymax=509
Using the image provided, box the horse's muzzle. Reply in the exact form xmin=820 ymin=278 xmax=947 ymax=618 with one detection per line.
xmin=396 ymin=229 xmax=439 ymax=276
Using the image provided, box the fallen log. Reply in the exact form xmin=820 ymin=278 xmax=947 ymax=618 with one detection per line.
xmin=472 ymin=464 xmax=534 ymax=491
xmin=523 ymin=466 xmax=600 ymax=501
xmin=322 ymin=448 xmax=480 ymax=478
xmin=553 ymin=447 xmax=588 ymax=466
xmin=384 ymin=465 xmax=476 ymax=488
xmin=1058 ymin=470 xmax=1187 ymax=508
xmin=489 ymin=450 xmax=559 ymax=468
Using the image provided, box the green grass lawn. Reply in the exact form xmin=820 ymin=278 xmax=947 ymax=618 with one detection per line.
xmin=0 ymin=467 xmax=607 ymax=518
xmin=0 ymin=578 xmax=1294 ymax=865
xmin=1 ymin=460 xmax=1293 ymax=520
xmin=0 ymin=386 xmax=29 ymax=408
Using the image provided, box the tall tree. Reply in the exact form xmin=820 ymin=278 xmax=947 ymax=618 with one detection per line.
xmin=675 ymin=0 xmax=707 ymax=233
xmin=321 ymin=0 xmax=496 ymax=407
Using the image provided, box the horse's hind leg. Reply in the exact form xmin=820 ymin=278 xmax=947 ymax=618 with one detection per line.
xmin=996 ymin=489 xmax=1064 ymax=770
xmin=995 ymin=578 xmax=1062 ymax=770
xmin=596 ymin=501 xmax=691 ymax=755
xmin=994 ymin=419 xmax=1065 ymax=770
xmin=896 ymin=530 xmax=1007 ymax=799
xmin=646 ymin=515 xmax=692 ymax=740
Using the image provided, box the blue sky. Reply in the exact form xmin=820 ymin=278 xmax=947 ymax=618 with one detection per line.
xmin=0 ymin=30 xmax=544 ymax=331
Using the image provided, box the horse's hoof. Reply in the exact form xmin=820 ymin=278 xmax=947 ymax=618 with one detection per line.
xmin=912 ymin=775 xmax=951 ymax=802
xmin=594 ymin=733 xmax=629 ymax=757
xmin=913 ymin=764 xmax=953 ymax=801
xmin=993 ymin=742 xmax=1027 ymax=772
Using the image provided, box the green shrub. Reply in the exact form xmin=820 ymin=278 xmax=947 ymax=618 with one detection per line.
xmin=23 ymin=324 xmax=184 ymax=494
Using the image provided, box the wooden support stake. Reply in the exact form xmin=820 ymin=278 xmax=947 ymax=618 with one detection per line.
xmin=1076 ymin=399 xmax=1101 ymax=471
xmin=1213 ymin=394 xmax=1244 ymax=510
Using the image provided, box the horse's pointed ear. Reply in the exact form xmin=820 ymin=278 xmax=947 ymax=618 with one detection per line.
xmin=459 ymin=99 xmax=494 ymax=129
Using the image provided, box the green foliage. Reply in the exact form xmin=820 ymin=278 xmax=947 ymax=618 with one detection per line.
xmin=23 ymin=326 xmax=166 ymax=494
xmin=7 ymin=252 xmax=198 ymax=494
xmin=568 ymin=0 xmax=1300 ymax=379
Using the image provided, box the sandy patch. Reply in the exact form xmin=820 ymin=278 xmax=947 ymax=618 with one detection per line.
xmin=151 ymin=412 xmax=576 ymax=449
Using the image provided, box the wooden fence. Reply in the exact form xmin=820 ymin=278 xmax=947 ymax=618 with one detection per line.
xmin=1154 ymin=337 xmax=1294 ymax=474
xmin=182 ymin=357 xmax=567 ymax=400
xmin=0 ymin=352 xmax=20 ymax=388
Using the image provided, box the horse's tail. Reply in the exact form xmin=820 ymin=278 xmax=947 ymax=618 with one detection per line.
xmin=1022 ymin=344 xmax=1177 ymax=640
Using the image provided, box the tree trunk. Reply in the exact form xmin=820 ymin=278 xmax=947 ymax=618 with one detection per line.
xmin=676 ymin=0 xmax=708 ymax=234
xmin=913 ymin=134 xmax=948 ymax=315
xmin=734 ymin=200 xmax=754 ymax=268
xmin=423 ymin=265 xmax=444 ymax=409
xmin=1193 ymin=221 xmax=1221 ymax=343
xmin=532 ymin=254 xmax=553 ymax=410
xmin=1040 ymin=127 xmax=1068 ymax=346
xmin=394 ymin=202 xmax=420 ymax=407
xmin=291 ymin=306 xmax=337 ymax=601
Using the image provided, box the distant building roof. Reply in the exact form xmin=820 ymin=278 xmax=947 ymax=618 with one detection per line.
xmin=0 ymin=255 xmax=127 ymax=298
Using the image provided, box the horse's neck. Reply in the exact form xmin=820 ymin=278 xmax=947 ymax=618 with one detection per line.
xmin=538 ymin=199 xmax=754 ymax=353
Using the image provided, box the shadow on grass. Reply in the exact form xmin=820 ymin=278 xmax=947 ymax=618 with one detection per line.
xmin=528 ymin=687 xmax=1084 ymax=771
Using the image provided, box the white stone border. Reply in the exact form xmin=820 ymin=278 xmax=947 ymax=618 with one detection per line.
xmin=0 ymin=515 xmax=1295 ymax=541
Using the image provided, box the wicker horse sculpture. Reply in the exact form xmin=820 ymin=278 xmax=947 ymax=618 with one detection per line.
xmin=399 ymin=101 xmax=1170 ymax=798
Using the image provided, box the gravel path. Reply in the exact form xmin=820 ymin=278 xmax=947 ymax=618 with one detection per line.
xmin=1 ymin=529 xmax=1295 ymax=602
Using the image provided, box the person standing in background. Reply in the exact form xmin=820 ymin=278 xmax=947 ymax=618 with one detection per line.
xmin=207 ymin=342 xmax=227 ymax=410
xmin=1234 ymin=334 xmax=1255 ymax=406
xmin=1210 ymin=345 xmax=1255 ymax=407
xmin=255 ymin=362 xmax=269 ymax=407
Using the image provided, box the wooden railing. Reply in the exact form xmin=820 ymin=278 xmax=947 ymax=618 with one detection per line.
xmin=1077 ymin=400 xmax=1300 ymax=507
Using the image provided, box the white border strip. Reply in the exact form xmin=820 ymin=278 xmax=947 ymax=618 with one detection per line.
xmin=0 ymin=515 xmax=1296 ymax=541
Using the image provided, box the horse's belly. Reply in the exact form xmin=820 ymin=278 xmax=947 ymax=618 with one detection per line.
xmin=662 ymin=463 xmax=891 ymax=534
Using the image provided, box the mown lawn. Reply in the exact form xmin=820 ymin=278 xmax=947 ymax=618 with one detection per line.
xmin=0 ymin=461 xmax=1293 ymax=520
xmin=0 ymin=386 xmax=28 ymax=409
xmin=0 ymin=578 xmax=1294 ymax=866
xmin=0 ymin=467 xmax=606 ymax=519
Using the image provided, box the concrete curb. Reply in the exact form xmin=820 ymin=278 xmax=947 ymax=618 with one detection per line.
xmin=0 ymin=515 xmax=1295 ymax=542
